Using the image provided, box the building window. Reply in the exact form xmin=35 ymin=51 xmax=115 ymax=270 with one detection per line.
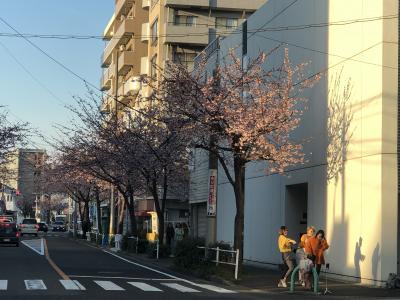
xmin=179 ymin=209 xmax=188 ymax=218
xmin=186 ymin=16 xmax=197 ymax=27
xmin=151 ymin=18 xmax=158 ymax=44
xmin=215 ymin=17 xmax=238 ymax=29
xmin=173 ymin=51 xmax=197 ymax=72
xmin=150 ymin=54 xmax=157 ymax=79
xmin=174 ymin=15 xmax=197 ymax=27
xmin=226 ymin=18 xmax=238 ymax=29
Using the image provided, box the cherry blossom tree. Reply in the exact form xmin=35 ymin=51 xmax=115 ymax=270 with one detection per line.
xmin=0 ymin=108 xmax=29 ymax=182
xmin=154 ymin=48 xmax=319 ymax=261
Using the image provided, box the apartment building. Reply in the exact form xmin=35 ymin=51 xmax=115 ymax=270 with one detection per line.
xmin=193 ymin=0 xmax=398 ymax=285
xmin=100 ymin=0 xmax=149 ymax=122
xmin=1 ymin=149 xmax=46 ymax=219
xmin=146 ymin=0 xmax=265 ymax=78
xmin=99 ymin=0 xmax=266 ymax=236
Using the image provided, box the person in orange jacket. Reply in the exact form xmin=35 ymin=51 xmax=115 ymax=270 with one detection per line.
xmin=309 ymin=229 xmax=329 ymax=275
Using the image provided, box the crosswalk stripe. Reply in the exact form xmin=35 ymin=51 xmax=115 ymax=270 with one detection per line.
xmin=194 ymin=284 xmax=237 ymax=293
xmin=25 ymin=279 xmax=47 ymax=290
xmin=0 ymin=280 xmax=7 ymax=290
xmin=161 ymin=283 xmax=200 ymax=293
xmin=94 ymin=280 xmax=125 ymax=291
xmin=73 ymin=280 xmax=86 ymax=290
xmin=59 ymin=280 xmax=85 ymax=290
xmin=128 ymin=282 xmax=162 ymax=292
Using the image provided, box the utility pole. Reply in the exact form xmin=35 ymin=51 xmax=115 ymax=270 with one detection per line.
xmin=109 ymin=48 xmax=119 ymax=238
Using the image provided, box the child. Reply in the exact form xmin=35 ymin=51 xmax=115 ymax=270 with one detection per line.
xmin=299 ymin=254 xmax=314 ymax=289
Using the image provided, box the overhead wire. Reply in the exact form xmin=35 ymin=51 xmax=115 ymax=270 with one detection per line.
xmin=0 ymin=14 xmax=396 ymax=40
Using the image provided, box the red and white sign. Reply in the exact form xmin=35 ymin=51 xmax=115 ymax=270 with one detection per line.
xmin=207 ymin=169 xmax=217 ymax=217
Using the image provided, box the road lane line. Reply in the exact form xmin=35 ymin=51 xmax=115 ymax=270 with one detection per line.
xmin=68 ymin=275 xmax=177 ymax=281
xmin=43 ymin=238 xmax=69 ymax=280
xmin=194 ymin=284 xmax=237 ymax=293
xmin=21 ymin=239 xmax=44 ymax=255
xmin=60 ymin=280 xmax=85 ymax=290
xmin=128 ymin=282 xmax=162 ymax=292
xmin=25 ymin=280 xmax=47 ymax=290
xmin=94 ymin=280 xmax=125 ymax=291
xmin=161 ymin=283 xmax=200 ymax=293
xmin=0 ymin=280 xmax=7 ymax=290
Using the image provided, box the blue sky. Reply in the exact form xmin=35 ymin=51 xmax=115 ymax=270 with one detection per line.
xmin=0 ymin=1 xmax=114 ymax=149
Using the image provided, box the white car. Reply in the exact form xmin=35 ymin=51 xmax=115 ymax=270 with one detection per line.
xmin=19 ymin=218 xmax=39 ymax=236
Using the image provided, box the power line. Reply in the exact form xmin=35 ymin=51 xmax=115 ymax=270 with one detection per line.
xmin=0 ymin=40 xmax=69 ymax=106
xmin=0 ymin=14 xmax=396 ymax=40
xmin=254 ymin=34 xmax=398 ymax=70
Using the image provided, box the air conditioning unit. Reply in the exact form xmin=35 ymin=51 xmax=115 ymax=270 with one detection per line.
xmin=119 ymin=44 xmax=126 ymax=52
xmin=120 ymin=15 xmax=126 ymax=21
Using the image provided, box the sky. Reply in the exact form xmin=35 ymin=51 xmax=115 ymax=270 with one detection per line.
xmin=0 ymin=1 xmax=114 ymax=149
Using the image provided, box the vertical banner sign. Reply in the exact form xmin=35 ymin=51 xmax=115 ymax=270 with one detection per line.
xmin=150 ymin=212 xmax=158 ymax=235
xmin=207 ymin=169 xmax=218 ymax=217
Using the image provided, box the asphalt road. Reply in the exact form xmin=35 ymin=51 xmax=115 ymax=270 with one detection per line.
xmin=0 ymin=233 xmax=351 ymax=300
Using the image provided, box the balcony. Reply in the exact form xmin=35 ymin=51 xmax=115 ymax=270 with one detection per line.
xmin=165 ymin=0 xmax=208 ymax=8
xmin=124 ymin=76 xmax=141 ymax=96
xmin=165 ymin=24 xmax=209 ymax=45
xmin=142 ymin=0 xmax=150 ymax=8
xmin=101 ymin=18 xmax=136 ymax=67
xmin=115 ymin=0 xmax=134 ymax=20
xmin=209 ymin=0 xmax=265 ymax=11
xmin=140 ymin=56 xmax=148 ymax=75
xmin=100 ymin=64 xmax=115 ymax=91
xmin=118 ymin=50 xmax=135 ymax=75
xmin=141 ymin=23 xmax=149 ymax=42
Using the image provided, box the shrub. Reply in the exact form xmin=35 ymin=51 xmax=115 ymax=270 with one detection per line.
xmin=207 ymin=241 xmax=234 ymax=263
xmin=174 ymin=237 xmax=205 ymax=269
xmin=137 ymin=239 xmax=149 ymax=253
xmin=147 ymin=242 xmax=170 ymax=258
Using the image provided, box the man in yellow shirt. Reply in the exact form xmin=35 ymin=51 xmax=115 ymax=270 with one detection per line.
xmin=278 ymin=226 xmax=296 ymax=287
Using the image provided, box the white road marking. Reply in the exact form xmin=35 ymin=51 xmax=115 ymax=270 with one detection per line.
xmin=21 ymin=239 xmax=44 ymax=255
xmin=94 ymin=280 xmax=125 ymax=291
xmin=73 ymin=280 xmax=86 ymax=290
xmin=195 ymin=284 xmax=237 ymax=293
xmin=25 ymin=279 xmax=47 ymax=290
xmin=0 ymin=280 xmax=7 ymax=290
xmin=69 ymin=275 xmax=177 ymax=281
xmin=60 ymin=280 xmax=85 ymax=290
xmin=161 ymin=283 xmax=200 ymax=293
xmin=102 ymin=250 xmax=238 ymax=293
xmin=128 ymin=282 xmax=162 ymax=292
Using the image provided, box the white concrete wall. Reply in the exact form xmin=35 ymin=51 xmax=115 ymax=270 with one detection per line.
xmin=215 ymin=0 xmax=398 ymax=285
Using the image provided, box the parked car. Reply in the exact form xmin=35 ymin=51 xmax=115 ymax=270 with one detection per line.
xmin=19 ymin=218 xmax=38 ymax=236
xmin=38 ymin=222 xmax=48 ymax=233
xmin=52 ymin=221 xmax=66 ymax=232
xmin=0 ymin=220 xmax=19 ymax=246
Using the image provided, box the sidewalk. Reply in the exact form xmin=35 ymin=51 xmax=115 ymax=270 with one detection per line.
xmin=78 ymin=237 xmax=400 ymax=298
xmin=234 ymin=264 xmax=400 ymax=298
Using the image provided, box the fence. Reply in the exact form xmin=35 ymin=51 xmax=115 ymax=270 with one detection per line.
xmin=197 ymin=246 xmax=240 ymax=280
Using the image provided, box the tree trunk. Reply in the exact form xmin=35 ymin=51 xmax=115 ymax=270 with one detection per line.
xmin=151 ymin=177 xmax=165 ymax=245
xmin=82 ymin=200 xmax=91 ymax=237
xmin=124 ymin=192 xmax=137 ymax=236
xmin=117 ymin=199 xmax=125 ymax=234
xmin=96 ymin=194 xmax=102 ymax=234
xmin=233 ymin=156 xmax=245 ymax=264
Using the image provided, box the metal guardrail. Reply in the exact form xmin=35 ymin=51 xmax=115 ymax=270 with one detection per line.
xmin=197 ymin=246 xmax=240 ymax=280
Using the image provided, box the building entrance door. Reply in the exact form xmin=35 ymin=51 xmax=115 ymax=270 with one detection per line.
xmin=285 ymin=183 xmax=308 ymax=242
